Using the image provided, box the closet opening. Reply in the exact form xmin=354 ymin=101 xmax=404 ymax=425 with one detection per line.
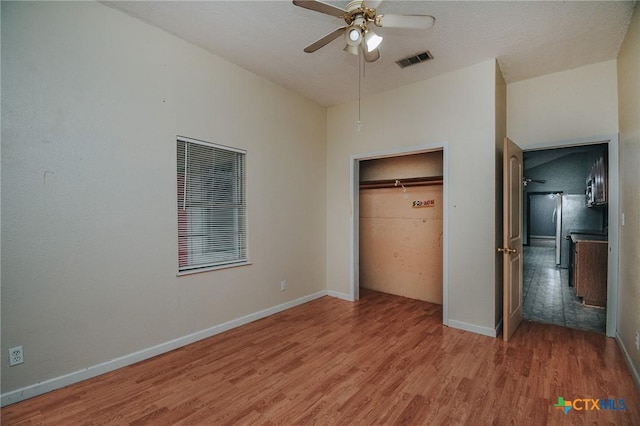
xmin=357 ymin=150 xmax=444 ymax=309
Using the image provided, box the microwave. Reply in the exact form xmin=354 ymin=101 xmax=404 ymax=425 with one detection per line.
xmin=586 ymin=177 xmax=595 ymax=206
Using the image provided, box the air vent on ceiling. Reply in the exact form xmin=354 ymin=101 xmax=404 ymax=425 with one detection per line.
xmin=396 ymin=51 xmax=434 ymax=69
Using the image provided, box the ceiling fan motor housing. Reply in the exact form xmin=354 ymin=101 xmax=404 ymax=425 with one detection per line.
xmin=346 ymin=0 xmax=365 ymax=15
xmin=344 ymin=1 xmax=377 ymax=25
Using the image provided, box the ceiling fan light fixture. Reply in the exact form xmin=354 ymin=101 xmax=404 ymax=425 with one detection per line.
xmin=343 ymin=44 xmax=359 ymax=55
xmin=345 ymin=26 xmax=362 ymax=46
xmin=364 ymin=29 xmax=383 ymax=52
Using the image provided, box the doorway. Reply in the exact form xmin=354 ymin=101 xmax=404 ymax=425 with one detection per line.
xmin=522 ymin=143 xmax=610 ymax=334
xmin=349 ymin=143 xmax=449 ymax=325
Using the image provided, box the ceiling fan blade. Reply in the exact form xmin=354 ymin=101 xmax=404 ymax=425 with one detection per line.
xmin=293 ymin=0 xmax=347 ymax=18
xmin=303 ymin=27 xmax=346 ymax=53
xmin=377 ymin=14 xmax=435 ymax=29
xmin=361 ymin=45 xmax=380 ymax=62
xmin=523 ymin=177 xmax=547 ymax=185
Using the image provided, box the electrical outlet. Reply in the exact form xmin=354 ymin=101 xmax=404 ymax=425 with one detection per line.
xmin=635 ymin=331 xmax=640 ymax=351
xmin=281 ymin=280 xmax=287 ymax=291
xmin=9 ymin=346 xmax=24 ymax=366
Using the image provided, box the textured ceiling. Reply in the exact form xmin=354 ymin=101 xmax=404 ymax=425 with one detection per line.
xmin=103 ymin=1 xmax=636 ymax=106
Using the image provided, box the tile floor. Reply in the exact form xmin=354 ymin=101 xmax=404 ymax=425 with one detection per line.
xmin=523 ymin=241 xmax=606 ymax=334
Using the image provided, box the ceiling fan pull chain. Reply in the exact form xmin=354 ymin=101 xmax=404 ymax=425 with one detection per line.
xmin=358 ymin=50 xmax=362 ymax=132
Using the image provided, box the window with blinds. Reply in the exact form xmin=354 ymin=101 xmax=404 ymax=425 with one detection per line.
xmin=177 ymin=136 xmax=247 ymax=273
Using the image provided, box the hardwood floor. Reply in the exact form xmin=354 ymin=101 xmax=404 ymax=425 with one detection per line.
xmin=2 ymin=289 xmax=639 ymax=425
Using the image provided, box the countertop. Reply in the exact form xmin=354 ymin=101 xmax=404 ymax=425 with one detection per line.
xmin=570 ymin=233 xmax=608 ymax=243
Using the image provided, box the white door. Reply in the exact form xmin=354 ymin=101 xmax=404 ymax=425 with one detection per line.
xmin=501 ymin=138 xmax=524 ymax=342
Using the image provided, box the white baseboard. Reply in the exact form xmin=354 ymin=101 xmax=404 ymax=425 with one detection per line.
xmin=494 ymin=319 xmax=503 ymax=338
xmin=1 ymin=291 xmax=328 ymax=407
xmin=615 ymin=332 xmax=640 ymax=390
xmin=448 ymin=319 xmax=499 ymax=338
xmin=327 ymin=290 xmax=353 ymax=301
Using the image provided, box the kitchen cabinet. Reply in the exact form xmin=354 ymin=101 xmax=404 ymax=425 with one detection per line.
xmin=570 ymin=235 xmax=607 ymax=307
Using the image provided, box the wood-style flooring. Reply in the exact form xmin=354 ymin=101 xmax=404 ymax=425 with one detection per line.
xmin=2 ymin=289 xmax=639 ymax=425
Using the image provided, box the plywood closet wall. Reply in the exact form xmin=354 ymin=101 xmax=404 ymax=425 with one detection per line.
xmin=359 ymin=152 xmax=443 ymax=304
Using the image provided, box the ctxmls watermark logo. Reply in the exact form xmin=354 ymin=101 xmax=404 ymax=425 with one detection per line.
xmin=554 ymin=397 xmax=626 ymax=414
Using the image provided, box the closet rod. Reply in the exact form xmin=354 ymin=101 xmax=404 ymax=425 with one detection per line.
xmin=359 ymin=176 xmax=443 ymax=190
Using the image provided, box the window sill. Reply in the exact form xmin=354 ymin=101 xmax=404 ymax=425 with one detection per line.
xmin=177 ymin=261 xmax=252 ymax=277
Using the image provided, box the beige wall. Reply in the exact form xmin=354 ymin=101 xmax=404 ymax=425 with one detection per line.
xmin=507 ymin=60 xmax=619 ymax=148
xmin=1 ymin=2 xmax=326 ymax=393
xmin=327 ymin=59 xmax=501 ymax=334
xmin=617 ymin=4 xmax=640 ymax=383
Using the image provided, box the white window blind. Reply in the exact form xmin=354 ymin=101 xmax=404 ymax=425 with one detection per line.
xmin=177 ymin=136 xmax=247 ymax=272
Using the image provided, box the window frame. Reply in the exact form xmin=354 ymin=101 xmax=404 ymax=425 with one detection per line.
xmin=176 ymin=135 xmax=250 ymax=276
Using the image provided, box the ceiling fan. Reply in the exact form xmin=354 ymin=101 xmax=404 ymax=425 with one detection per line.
xmin=292 ymin=0 xmax=435 ymax=62
xmin=523 ymin=177 xmax=547 ymax=187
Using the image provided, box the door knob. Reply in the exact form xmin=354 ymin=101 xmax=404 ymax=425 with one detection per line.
xmin=497 ymin=247 xmax=518 ymax=254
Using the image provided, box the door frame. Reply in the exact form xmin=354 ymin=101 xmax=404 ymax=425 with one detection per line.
xmin=349 ymin=142 xmax=449 ymax=325
xmin=521 ymin=135 xmax=619 ymax=337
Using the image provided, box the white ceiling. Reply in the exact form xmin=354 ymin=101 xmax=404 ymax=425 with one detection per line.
xmin=103 ymin=0 xmax=636 ymax=106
